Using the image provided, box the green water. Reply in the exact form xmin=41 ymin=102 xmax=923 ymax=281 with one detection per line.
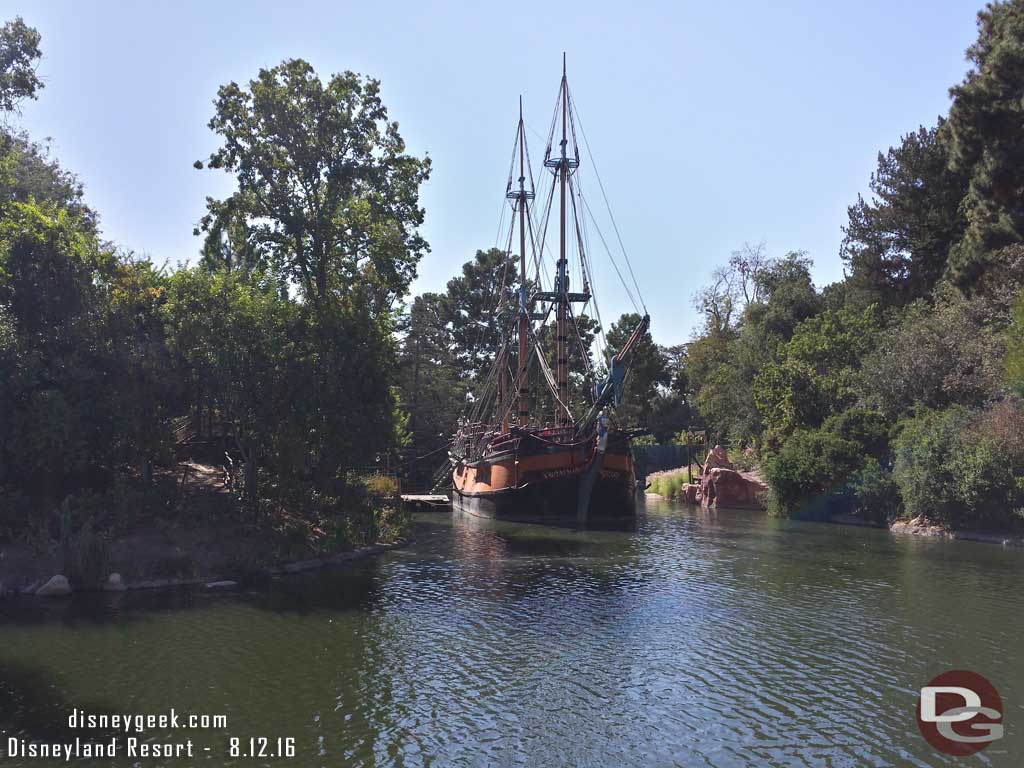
xmin=1 ymin=498 xmax=1022 ymax=767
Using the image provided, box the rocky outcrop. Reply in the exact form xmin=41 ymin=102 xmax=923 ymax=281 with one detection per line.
xmin=700 ymin=467 xmax=768 ymax=510
xmin=681 ymin=483 xmax=701 ymax=504
xmin=702 ymin=445 xmax=733 ymax=474
xmin=35 ymin=574 xmax=72 ymax=597
xmin=890 ymin=516 xmax=949 ymax=537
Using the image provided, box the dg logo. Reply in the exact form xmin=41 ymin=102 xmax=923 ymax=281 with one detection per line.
xmin=917 ymin=670 xmax=1004 ymax=756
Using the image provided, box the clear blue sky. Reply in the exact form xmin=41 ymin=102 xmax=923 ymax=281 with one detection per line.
xmin=3 ymin=0 xmax=981 ymax=344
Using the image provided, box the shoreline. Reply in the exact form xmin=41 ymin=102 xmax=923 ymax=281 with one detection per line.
xmin=645 ymin=492 xmax=1024 ymax=547
xmin=0 ymin=536 xmax=412 ymax=599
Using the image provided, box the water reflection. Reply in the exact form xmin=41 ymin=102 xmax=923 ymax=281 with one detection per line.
xmin=0 ymin=500 xmax=1022 ymax=767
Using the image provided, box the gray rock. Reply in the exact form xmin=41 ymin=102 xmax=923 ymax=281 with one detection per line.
xmin=206 ymin=580 xmax=238 ymax=589
xmin=283 ymin=559 xmax=323 ymax=573
xmin=35 ymin=575 xmax=72 ymax=597
xmin=20 ymin=579 xmax=41 ymax=595
xmin=105 ymin=573 xmax=126 ymax=591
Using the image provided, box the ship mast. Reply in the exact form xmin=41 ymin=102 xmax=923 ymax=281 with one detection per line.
xmin=555 ymin=54 xmax=570 ymax=426
xmin=516 ymin=98 xmax=530 ymax=425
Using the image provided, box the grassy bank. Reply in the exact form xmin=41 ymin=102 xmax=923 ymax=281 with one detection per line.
xmin=0 ymin=463 xmax=410 ymax=593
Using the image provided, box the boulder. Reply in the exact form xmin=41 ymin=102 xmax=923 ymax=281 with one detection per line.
xmin=35 ymin=574 xmax=72 ymax=597
xmin=105 ymin=573 xmax=126 ymax=592
xmin=700 ymin=468 xmax=767 ymax=510
xmin=681 ymin=483 xmax=700 ymax=504
xmin=702 ymin=445 xmax=733 ymax=474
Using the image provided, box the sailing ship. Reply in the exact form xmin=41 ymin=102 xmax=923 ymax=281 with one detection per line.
xmin=450 ymin=58 xmax=650 ymax=521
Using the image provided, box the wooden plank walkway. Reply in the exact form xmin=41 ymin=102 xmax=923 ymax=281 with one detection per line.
xmin=400 ymin=494 xmax=450 ymax=509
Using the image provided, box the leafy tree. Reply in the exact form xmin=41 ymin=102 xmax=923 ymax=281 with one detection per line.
xmin=889 ymin=403 xmax=1024 ymax=529
xmin=103 ymin=257 xmax=177 ymax=482
xmin=196 ymin=59 xmax=430 ymax=313
xmin=841 ymin=122 xmax=968 ymax=308
xmin=945 ymin=0 xmax=1024 ymax=290
xmin=1007 ymin=291 xmax=1024 ymax=395
xmin=397 ymin=292 xmax=464 ymax=457
xmin=747 ymin=252 xmax=823 ymax=344
xmin=694 ymin=241 xmax=772 ymax=335
xmin=604 ymin=312 xmax=668 ymax=427
xmin=754 ymin=306 xmax=878 ymax=444
xmin=763 ymin=429 xmax=863 ymax=519
xmin=1 ymin=132 xmax=96 ymax=229
xmin=857 ymin=292 xmax=1004 ymax=419
xmin=0 ymin=17 xmax=42 ymax=113
xmin=443 ymin=248 xmax=518 ymax=382
xmin=0 ymin=202 xmax=115 ymax=499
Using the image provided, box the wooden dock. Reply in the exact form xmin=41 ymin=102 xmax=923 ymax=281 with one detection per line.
xmin=400 ymin=494 xmax=450 ymax=510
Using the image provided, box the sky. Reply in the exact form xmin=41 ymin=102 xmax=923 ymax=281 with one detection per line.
xmin=2 ymin=0 xmax=983 ymax=344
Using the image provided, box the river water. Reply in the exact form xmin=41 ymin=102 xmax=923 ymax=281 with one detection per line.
xmin=1 ymin=498 xmax=1022 ymax=767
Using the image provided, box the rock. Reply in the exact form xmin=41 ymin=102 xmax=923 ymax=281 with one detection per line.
xmin=105 ymin=573 xmax=126 ymax=591
xmin=890 ymin=517 xmax=949 ymax=537
xmin=20 ymin=579 xmax=41 ymax=595
xmin=206 ymin=580 xmax=238 ymax=589
xmin=702 ymin=445 xmax=734 ymax=474
xmin=681 ymin=483 xmax=700 ymax=504
xmin=283 ymin=559 xmax=324 ymax=573
xmin=700 ymin=468 xmax=767 ymax=510
xmin=35 ymin=574 xmax=72 ymax=597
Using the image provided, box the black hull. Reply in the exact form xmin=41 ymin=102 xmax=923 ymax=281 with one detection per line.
xmin=452 ymin=472 xmax=636 ymax=522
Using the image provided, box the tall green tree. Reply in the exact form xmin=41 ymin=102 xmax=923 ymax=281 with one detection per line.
xmin=0 ymin=202 xmax=115 ymax=498
xmin=443 ymin=248 xmax=519 ymax=383
xmin=841 ymin=122 xmax=968 ymax=308
xmin=0 ymin=17 xmax=42 ymax=113
xmin=857 ymin=292 xmax=1004 ymax=419
xmin=945 ymin=0 xmax=1024 ymax=291
xmin=397 ymin=292 xmax=464 ymax=455
xmin=754 ymin=306 xmax=879 ymax=445
xmin=604 ymin=312 xmax=668 ymax=428
xmin=196 ymin=59 xmax=431 ymax=313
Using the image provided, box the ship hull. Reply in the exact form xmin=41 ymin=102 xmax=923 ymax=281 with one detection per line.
xmin=451 ymin=428 xmax=637 ymax=521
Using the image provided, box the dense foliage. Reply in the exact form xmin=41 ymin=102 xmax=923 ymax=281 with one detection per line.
xmin=0 ymin=26 xmax=424 ymax=563
xmin=676 ymin=0 xmax=1024 ymax=530
xmin=5 ymin=0 xmax=1024 ymax=560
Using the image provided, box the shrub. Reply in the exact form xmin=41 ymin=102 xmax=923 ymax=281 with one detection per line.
xmin=893 ymin=399 xmax=1024 ymax=529
xmin=823 ymin=407 xmax=891 ymax=461
xmin=764 ymin=429 xmax=863 ymax=519
xmin=892 ymin=407 xmax=970 ymax=526
xmin=849 ymin=459 xmax=901 ymax=525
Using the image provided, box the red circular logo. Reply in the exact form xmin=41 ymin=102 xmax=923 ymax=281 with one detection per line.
xmin=916 ymin=670 xmax=1003 ymax=756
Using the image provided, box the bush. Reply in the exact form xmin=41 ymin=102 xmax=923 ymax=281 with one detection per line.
xmin=823 ymin=407 xmax=891 ymax=461
xmin=893 ymin=399 xmax=1024 ymax=529
xmin=892 ymin=407 xmax=970 ymax=526
xmin=764 ymin=429 xmax=863 ymax=519
xmin=849 ymin=459 xmax=901 ymax=525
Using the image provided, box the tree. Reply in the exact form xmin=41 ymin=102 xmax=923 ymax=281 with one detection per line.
xmin=694 ymin=241 xmax=772 ymax=335
xmin=686 ymin=251 xmax=823 ymax=446
xmin=856 ymin=292 xmax=1004 ymax=419
xmin=397 ymin=292 xmax=464 ymax=458
xmin=0 ymin=202 xmax=116 ymax=499
xmin=443 ymin=248 xmax=518 ymax=383
xmin=841 ymin=122 xmax=968 ymax=308
xmin=945 ymin=0 xmax=1024 ymax=290
xmin=604 ymin=312 xmax=668 ymax=427
xmin=1007 ymin=291 xmax=1024 ymax=395
xmin=1 ymin=132 xmax=96 ymax=230
xmin=754 ymin=306 xmax=879 ymax=444
xmin=196 ymin=59 xmax=431 ymax=313
xmin=0 ymin=17 xmax=42 ymax=113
